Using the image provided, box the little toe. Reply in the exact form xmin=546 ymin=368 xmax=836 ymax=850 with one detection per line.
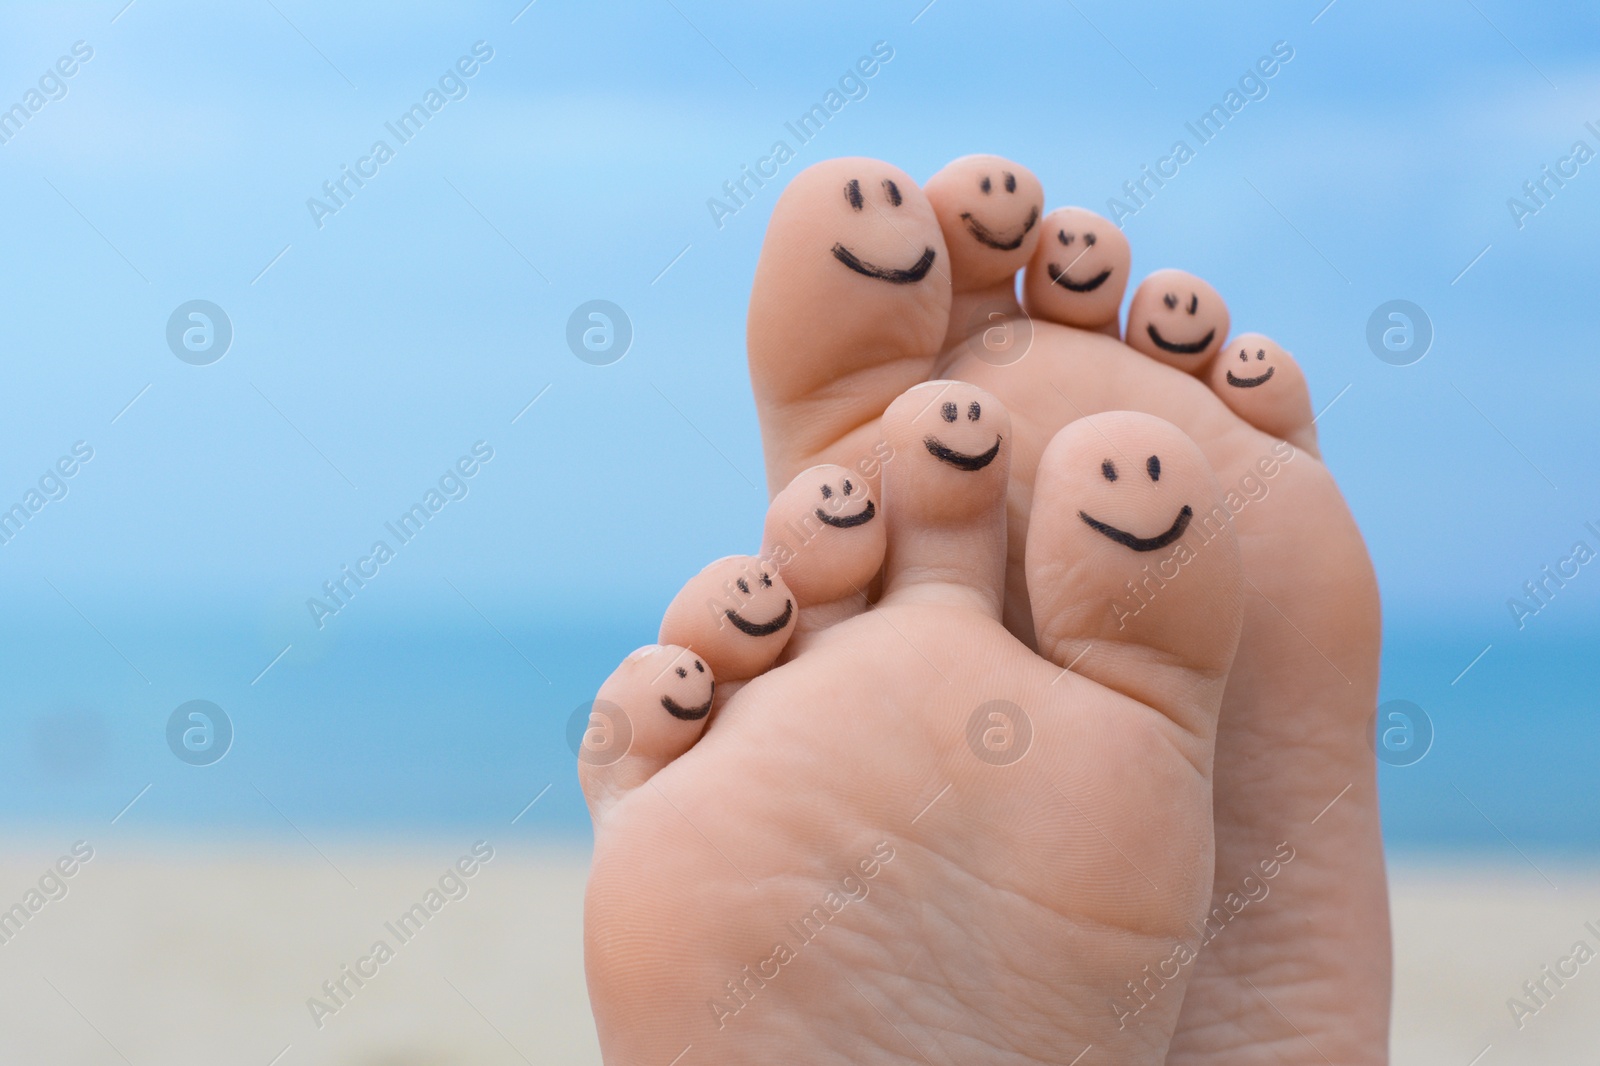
xmin=1206 ymin=332 xmax=1319 ymax=456
xmin=761 ymin=463 xmax=886 ymax=631
xmin=748 ymin=157 xmax=951 ymax=490
xmin=578 ymin=644 xmax=716 ymax=819
xmin=1021 ymin=206 xmax=1130 ymax=336
xmin=1026 ymin=411 xmax=1243 ymax=740
xmin=659 ymin=555 xmax=796 ymax=682
xmin=1126 ymin=268 xmax=1229 ymax=373
xmin=879 ymin=380 xmax=1011 ymax=617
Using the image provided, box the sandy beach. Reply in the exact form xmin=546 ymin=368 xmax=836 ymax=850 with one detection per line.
xmin=1 ymin=840 xmax=1593 ymax=1064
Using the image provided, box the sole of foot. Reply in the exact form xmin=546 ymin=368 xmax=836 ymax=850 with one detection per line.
xmin=582 ymin=384 xmax=1243 ymax=1064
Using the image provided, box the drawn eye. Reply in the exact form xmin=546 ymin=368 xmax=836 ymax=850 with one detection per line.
xmin=759 ymin=572 xmax=773 ymax=588
xmin=844 ymin=180 xmax=863 ymax=211
xmin=882 ymin=179 xmax=902 ymax=207
xmin=1163 ymin=293 xmax=1178 ymax=309
xmin=1083 ymin=232 xmax=1096 ymax=246
xmin=1058 ymin=230 xmax=1073 ymax=246
xmin=941 ymin=402 xmax=958 ymax=422
xmin=820 ymin=484 xmax=833 ymax=499
xmin=1003 ymin=172 xmax=1016 ymax=193
xmin=693 ymin=660 xmax=704 ymax=672
xmin=967 ymin=401 xmax=981 ymax=421
xmin=1239 ymin=350 xmax=1249 ymax=361
xmin=1186 ymin=294 xmax=1199 ymax=314
xmin=736 ymin=578 xmax=749 ymax=594
xmin=1102 ymin=460 xmax=1117 ymax=482
xmin=980 ymin=176 xmax=992 ymax=194
xmin=1146 ymin=455 xmax=1161 ymax=482
xmin=1256 ymin=349 xmax=1266 ymax=360
xmin=675 ymin=667 xmax=687 ymax=678
xmin=842 ymin=479 xmax=853 ymax=496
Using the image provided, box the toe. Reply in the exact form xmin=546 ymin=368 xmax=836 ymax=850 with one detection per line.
xmin=1021 ymin=206 xmax=1130 ymax=336
xmin=762 ymin=463 xmax=885 ymax=630
xmin=1126 ymin=269 xmax=1228 ymax=373
xmin=578 ymin=644 xmax=715 ymax=819
xmin=1206 ymin=332 xmax=1319 ymax=456
xmin=659 ymin=555 xmax=796 ymax=681
xmin=925 ymin=154 xmax=1044 ymax=292
xmin=1025 ymin=411 xmax=1242 ymax=739
xmin=748 ymin=158 xmax=950 ymax=491
xmin=879 ymin=380 xmax=1010 ymax=617
xmin=925 ymin=155 xmax=1044 ymax=364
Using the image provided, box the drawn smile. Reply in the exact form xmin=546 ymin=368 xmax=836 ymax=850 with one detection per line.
xmin=816 ymin=500 xmax=876 ymax=528
xmin=1078 ymin=505 xmax=1194 ymax=552
xmin=924 ymin=435 xmax=1001 ymax=471
xmin=661 ymin=689 xmax=713 ymax=721
xmin=832 ymin=243 xmax=937 ymax=283
xmin=1226 ymin=366 xmax=1275 ymax=388
xmin=725 ymin=600 xmax=793 ymax=637
xmin=1146 ymin=324 xmax=1216 ymax=355
xmin=1047 ymin=263 xmax=1112 ymax=293
xmin=960 ymin=206 xmax=1039 ymax=250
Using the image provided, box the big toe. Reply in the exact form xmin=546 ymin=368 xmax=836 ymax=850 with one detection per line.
xmin=748 ymin=157 xmax=951 ymax=491
xmin=1026 ymin=411 xmax=1243 ymax=741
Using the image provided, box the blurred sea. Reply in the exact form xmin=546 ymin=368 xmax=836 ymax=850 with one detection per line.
xmin=8 ymin=607 xmax=1595 ymax=856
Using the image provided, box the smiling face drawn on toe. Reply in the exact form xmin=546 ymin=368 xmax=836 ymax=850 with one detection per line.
xmin=814 ymin=476 xmax=876 ymax=528
xmin=923 ymin=398 xmax=1002 ymax=471
xmin=724 ymin=568 xmax=794 ymax=637
xmin=762 ymin=464 xmax=887 ymax=609
xmin=1047 ymin=228 xmax=1111 ymax=292
xmin=1226 ymin=345 xmax=1276 ymax=388
xmin=1022 ymin=207 xmax=1130 ymax=329
xmin=1146 ymin=293 xmax=1214 ymax=354
xmin=1078 ymin=453 xmax=1194 ymax=552
xmin=924 ymin=155 xmax=1043 ymax=287
xmin=659 ymin=656 xmax=714 ymax=721
xmin=830 ymin=175 xmax=938 ymax=284
xmin=1203 ymin=333 xmax=1314 ymax=444
xmin=958 ymin=168 xmax=1039 ymax=250
xmin=1127 ymin=269 xmax=1229 ymax=369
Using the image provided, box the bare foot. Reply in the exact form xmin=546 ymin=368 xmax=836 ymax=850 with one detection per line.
xmin=581 ymin=383 xmax=1244 ymax=1064
xmin=748 ymin=155 xmax=1388 ymax=1064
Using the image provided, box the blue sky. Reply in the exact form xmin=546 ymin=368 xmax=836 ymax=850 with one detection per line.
xmin=2 ymin=0 xmax=1596 ymax=845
